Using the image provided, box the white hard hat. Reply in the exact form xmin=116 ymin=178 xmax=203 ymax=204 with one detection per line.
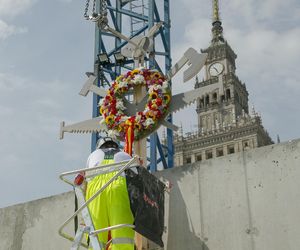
xmin=96 ymin=137 xmax=119 ymax=149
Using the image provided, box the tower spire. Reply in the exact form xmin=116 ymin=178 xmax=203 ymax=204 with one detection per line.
xmin=213 ymin=0 xmax=220 ymax=23
xmin=211 ymin=0 xmax=224 ymax=44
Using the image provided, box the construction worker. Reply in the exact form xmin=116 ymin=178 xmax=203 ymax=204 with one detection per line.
xmin=85 ymin=137 xmax=135 ymax=250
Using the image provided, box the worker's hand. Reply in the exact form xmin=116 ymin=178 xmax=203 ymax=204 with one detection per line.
xmin=164 ymin=180 xmax=173 ymax=193
xmin=138 ymin=157 xmax=144 ymax=166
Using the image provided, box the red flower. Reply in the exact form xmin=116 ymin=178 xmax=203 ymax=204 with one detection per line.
xmin=105 ymin=95 xmax=112 ymax=101
xmin=110 ymin=107 xmax=117 ymax=115
xmin=156 ymin=98 xmax=162 ymax=106
xmin=109 ymin=90 xmax=115 ymax=96
xmin=115 ymin=116 xmax=121 ymax=122
xmin=156 ymin=109 xmax=162 ymax=117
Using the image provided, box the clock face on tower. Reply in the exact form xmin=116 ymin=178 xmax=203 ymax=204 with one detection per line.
xmin=209 ymin=62 xmax=224 ymax=77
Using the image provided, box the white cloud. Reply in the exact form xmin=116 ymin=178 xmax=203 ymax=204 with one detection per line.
xmin=0 ymin=0 xmax=36 ymax=18
xmin=0 ymin=71 xmax=29 ymax=90
xmin=0 ymin=0 xmax=34 ymax=40
xmin=0 ymin=19 xmax=27 ymax=40
xmin=0 ymin=71 xmax=91 ymax=206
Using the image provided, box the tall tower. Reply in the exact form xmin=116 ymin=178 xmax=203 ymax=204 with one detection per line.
xmin=198 ymin=0 xmax=244 ymax=134
xmin=173 ymin=0 xmax=273 ymax=166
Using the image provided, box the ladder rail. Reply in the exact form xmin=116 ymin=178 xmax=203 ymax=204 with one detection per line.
xmin=73 ymin=186 xmax=102 ymax=250
xmin=59 ymin=158 xmax=137 ymax=186
xmin=58 ymin=156 xmax=139 ymax=248
xmin=71 ymin=224 xmax=86 ymax=250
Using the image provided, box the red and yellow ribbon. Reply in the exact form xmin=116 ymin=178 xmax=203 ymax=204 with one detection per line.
xmin=124 ymin=117 xmax=135 ymax=156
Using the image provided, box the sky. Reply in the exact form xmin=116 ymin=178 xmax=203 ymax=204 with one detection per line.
xmin=0 ymin=0 xmax=299 ymax=208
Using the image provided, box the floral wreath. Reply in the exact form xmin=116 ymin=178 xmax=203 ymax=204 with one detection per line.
xmin=99 ymin=68 xmax=171 ymax=153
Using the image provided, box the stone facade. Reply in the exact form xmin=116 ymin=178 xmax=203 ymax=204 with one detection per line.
xmin=174 ymin=116 xmax=273 ymax=166
xmin=173 ymin=0 xmax=273 ymax=167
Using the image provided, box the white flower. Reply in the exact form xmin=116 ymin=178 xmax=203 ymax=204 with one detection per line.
xmin=148 ymin=84 xmax=162 ymax=93
xmin=116 ymin=100 xmax=126 ymax=110
xmin=144 ymin=106 xmax=150 ymax=113
xmin=98 ymin=98 xmax=105 ymax=107
xmin=136 ymin=114 xmax=142 ymax=122
xmin=162 ymin=81 xmax=169 ymax=93
xmin=144 ymin=118 xmax=154 ymax=127
xmin=118 ymin=81 xmax=128 ymax=88
xmin=120 ymin=116 xmax=130 ymax=122
xmin=133 ymin=74 xmax=145 ymax=84
xmin=108 ymin=129 xmax=119 ymax=139
xmin=148 ymin=86 xmax=154 ymax=93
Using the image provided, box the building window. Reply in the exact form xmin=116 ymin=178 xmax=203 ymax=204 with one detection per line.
xmin=186 ymin=157 xmax=191 ymax=164
xmin=212 ymin=92 xmax=218 ymax=102
xmin=205 ymin=95 xmax=210 ymax=105
xmin=226 ymin=89 xmax=231 ymax=100
xmin=196 ymin=154 xmax=202 ymax=161
xmin=200 ymin=98 xmax=204 ymax=108
xmin=228 ymin=145 xmax=235 ymax=154
xmin=216 ymin=148 xmax=224 ymax=157
xmin=243 ymin=141 xmax=250 ymax=151
xmin=206 ymin=150 xmax=213 ymax=159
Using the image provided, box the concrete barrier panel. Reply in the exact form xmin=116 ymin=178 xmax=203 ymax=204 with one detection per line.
xmin=0 ymin=192 xmax=74 ymax=250
xmin=1 ymin=139 xmax=300 ymax=250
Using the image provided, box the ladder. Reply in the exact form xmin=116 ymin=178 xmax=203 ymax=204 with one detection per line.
xmin=59 ymin=156 xmax=139 ymax=249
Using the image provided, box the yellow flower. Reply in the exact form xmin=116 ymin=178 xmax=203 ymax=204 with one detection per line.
xmin=116 ymin=75 xmax=123 ymax=81
xmin=146 ymin=110 xmax=156 ymax=120
xmin=131 ymin=69 xmax=140 ymax=75
xmin=105 ymin=115 xmax=114 ymax=124
xmin=151 ymin=103 xmax=158 ymax=110
xmin=135 ymin=123 xmax=142 ymax=130
xmin=153 ymin=72 xmax=161 ymax=78
xmin=99 ymin=106 xmax=105 ymax=115
xmin=163 ymin=94 xmax=171 ymax=104
xmin=149 ymin=92 xmax=158 ymax=99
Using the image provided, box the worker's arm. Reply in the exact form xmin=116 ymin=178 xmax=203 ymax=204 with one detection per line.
xmin=114 ymin=151 xmax=139 ymax=174
xmin=114 ymin=151 xmax=131 ymax=162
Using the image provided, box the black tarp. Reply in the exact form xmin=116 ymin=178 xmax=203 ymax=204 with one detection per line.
xmin=125 ymin=167 xmax=165 ymax=247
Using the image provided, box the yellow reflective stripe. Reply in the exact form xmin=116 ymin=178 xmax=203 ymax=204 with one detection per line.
xmin=101 ymin=159 xmax=115 ymax=165
xmin=111 ymin=237 xmax=134 ymax=245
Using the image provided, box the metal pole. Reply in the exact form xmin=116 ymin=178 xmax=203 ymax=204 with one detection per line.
xmin=148 ymin=0 xmax=158 ymax=171
xmin=91 ymin=0 xmax=102 ymax=152
xmin=164 ymin=0 xmax=173 ymax=168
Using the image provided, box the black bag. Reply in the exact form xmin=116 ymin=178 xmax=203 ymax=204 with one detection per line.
xmin=125 ymin=167 xmax=165 ymax=247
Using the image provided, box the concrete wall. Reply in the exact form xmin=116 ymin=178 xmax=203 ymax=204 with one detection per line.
xmin=1 ymin=139 xmax=300 ymax=250
xmin=158 ymin=139 xmax=300 ymax=250
xmin=0 ymin=192 xmax=74 ymax=250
